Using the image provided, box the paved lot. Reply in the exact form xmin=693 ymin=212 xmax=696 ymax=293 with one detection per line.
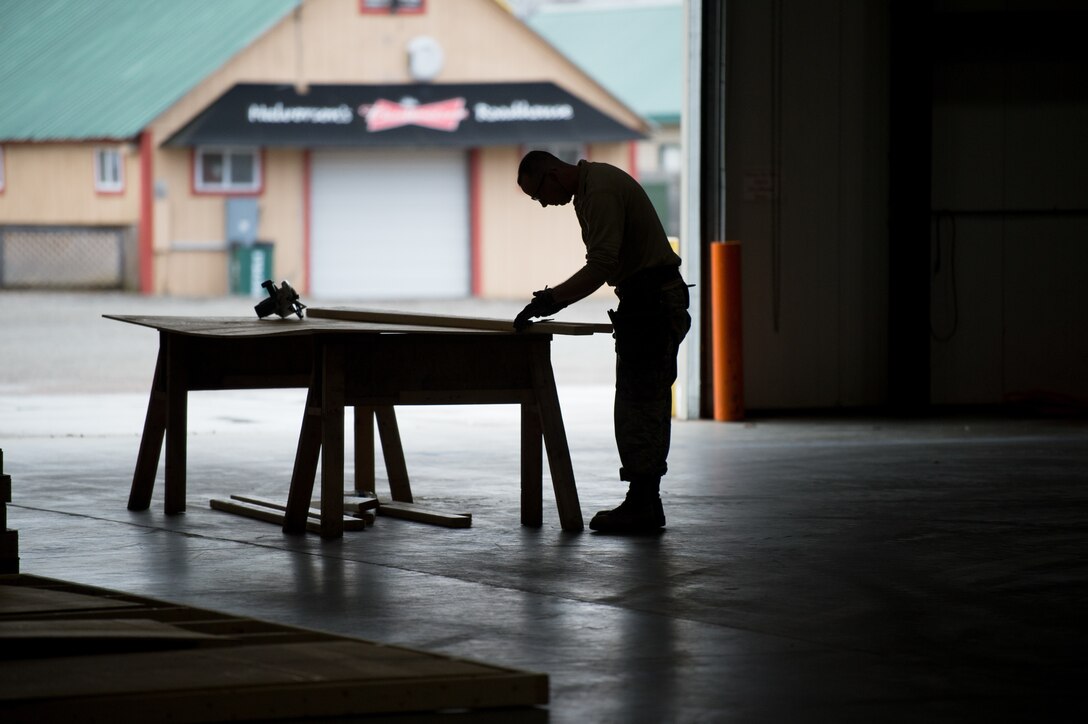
xmin=0 ymin=290 xmax=618 ymax=395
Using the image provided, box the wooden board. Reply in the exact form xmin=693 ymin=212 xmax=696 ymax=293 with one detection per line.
xmin=340 ymin=494 xmax=381 ymax=513
xmin=235 ymin=493 xmax=376 ymax=520
xmin=308 ymin=306 xmax=613 ymax=336
xmin=0 ymin=618 xmax=217 ymax=641
xmin=0 ymin=574 xmax=548 ymax=722
xmin=0 ymin=583 xmax=136 ymax=616
xmin=0 ymin=618 xmax=219 ymax=659
xmin=209 ymin=497 xmax=368 ymax=534
xmin=378 ymin=501 xmax=472 ymax=528
xmin=103 ymin=315 xmax=502 ymax=338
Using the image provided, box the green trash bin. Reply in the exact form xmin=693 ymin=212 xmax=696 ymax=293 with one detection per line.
xmin=229 ymin=241 xmax=273 ymax=296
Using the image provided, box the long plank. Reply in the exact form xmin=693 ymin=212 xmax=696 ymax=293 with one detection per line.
xmin=377 ymin=501 xmax=472 ymax=528
xmin=307 ymin=307 xmax=612 ymax=335
xmin=0 ymin=618 xmax=217 ymax=640
xmin=235 ymin=494 xmax=377 ymax=526
xmin=0 ymin=586 xmax=136 ymax=616
xmin=103 ymin=315 xmax=485 ymax=338
xmin=210 ymin=498 xmax=367 ymax=533
xmin=232 ymin=494 xmax=376 ymax=518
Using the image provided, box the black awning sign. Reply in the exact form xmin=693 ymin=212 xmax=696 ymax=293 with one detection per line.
xmin=246 ymin=102 xmax=357 ymax=125
xmin=164 ymin=82 xmax=641 ymax=147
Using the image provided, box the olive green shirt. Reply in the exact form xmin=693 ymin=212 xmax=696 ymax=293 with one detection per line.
xmin=553 ymin=161 xmax=680 ymax=303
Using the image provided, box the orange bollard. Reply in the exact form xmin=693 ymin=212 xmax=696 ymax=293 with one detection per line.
xmin=711 ymin=241 xmax=744 ymax=421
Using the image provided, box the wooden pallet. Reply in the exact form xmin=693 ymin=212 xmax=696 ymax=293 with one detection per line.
xmin=0 ymin=574 xmax=548 ymax=722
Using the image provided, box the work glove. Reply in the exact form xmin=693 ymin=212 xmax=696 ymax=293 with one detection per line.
xmin=513 ymin=287 xmax=566 ymax=332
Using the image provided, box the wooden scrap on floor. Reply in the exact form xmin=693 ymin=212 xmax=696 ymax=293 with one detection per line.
xmin=233 ymin=493 xmax=375 ymax=525
xmin=340 ymin=494 xmax=379 ymax=525
xmin=377 ymin=501 xmax=472 ymax=528
xmin=338 ymin=492 xmax=380 ymax=513
xmin=210 ymin=495 xmax=369 ymax=534
xmin=211 ymin=493 xmax=472 ymax=531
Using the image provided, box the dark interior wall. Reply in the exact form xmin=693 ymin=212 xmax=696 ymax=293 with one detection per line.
xmin=929 ymin=3 xmax=1088 ymax=406
xmin=723 ymin=0 xmax=890 ymax=410
xmin=718 ymin=0 xmax=1088 ymax=411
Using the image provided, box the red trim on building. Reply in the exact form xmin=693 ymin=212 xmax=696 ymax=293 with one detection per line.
xmin=138 ymin=131 xmax=154 ymax=294
xmin=628 ymin=141 xmax=639 ymax=181
xmin=302 ymin=149 xmax=313 ymax=294
xmin=469 ymin=148 xmax=482 ymax=297
xmin=0 ymin=145 xmax=6 ymax=195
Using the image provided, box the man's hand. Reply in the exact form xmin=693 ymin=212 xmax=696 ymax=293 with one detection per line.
xmin=513 ymin=287 xmax=566 ymax=332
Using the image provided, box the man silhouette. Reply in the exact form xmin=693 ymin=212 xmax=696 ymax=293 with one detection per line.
xmin=514 ymin=150 xmax=690 ymax=534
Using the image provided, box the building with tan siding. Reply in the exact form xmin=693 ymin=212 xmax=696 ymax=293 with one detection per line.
xmin=0 ymin=0 xmax=646 ymax=299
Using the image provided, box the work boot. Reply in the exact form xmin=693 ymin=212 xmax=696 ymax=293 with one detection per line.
xmin=589 ymin=491 xmax=666 ymax=534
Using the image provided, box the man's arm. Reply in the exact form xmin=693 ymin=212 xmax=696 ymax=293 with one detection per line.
xmin=512 ymin=253 xmax=612 ymax=332
xmin=549 ymin=263 xmax=609 ymax=306
xmin=513 ymin=188 xmax=622 ymax=330
xmin=550 ymin=190 xmax=624 ymax=304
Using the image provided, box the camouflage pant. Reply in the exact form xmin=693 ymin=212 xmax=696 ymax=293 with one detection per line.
xmin=610 ymin=280 xmax=691 ymax=484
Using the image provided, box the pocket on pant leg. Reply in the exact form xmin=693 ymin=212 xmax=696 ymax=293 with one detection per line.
xmin=615 ymin=310 xmax=675 ymax=403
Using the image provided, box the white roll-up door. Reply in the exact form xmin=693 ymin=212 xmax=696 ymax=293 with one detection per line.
xmin=310 ymin=148 xmax=469 ymax=299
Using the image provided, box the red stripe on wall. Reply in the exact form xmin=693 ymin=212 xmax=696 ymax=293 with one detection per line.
xmin=138 ymin=131 xmax=154 ymax=294
xmin=469 ymin=148 xmax=482 ymax=297
xmin=302 ymin=149 xmax=312 ymax=294
xmin=628 ymin=140 xmax=639 ymax=182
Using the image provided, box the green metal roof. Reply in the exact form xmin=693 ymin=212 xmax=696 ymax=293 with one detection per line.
xmin=526 ymin=1 xmax=682 ymax=126
xmin=0 ymin=0 xmax=300 ymax=141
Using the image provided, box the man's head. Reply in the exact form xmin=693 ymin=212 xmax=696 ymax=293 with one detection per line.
xmin=518 ymin=150 xmax=575 ymax=208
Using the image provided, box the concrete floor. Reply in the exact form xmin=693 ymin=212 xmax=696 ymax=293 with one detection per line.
xmin=2 ymin=291 xmax=1086 ymax=723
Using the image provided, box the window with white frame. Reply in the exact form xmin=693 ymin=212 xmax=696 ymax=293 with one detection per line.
xmin=94 ymin=147 xmax=123 ymax=192
xmin=660 ymin=143 xmax=682 ymax=175
xmin=194 ymin=147 xmax=261 ymax=193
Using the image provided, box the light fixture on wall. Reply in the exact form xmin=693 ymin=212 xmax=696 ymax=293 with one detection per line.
xmin=407 ymin=36 xmax=444 ymax=82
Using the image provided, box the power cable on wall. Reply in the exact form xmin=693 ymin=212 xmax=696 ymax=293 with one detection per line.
xmin=770 ymin=0 xmax=783 ymax=333
xmin=928 ymin=207 xmax=1088 ymax=344
xmin=930 ymin=211 xmax=958 ymax=342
